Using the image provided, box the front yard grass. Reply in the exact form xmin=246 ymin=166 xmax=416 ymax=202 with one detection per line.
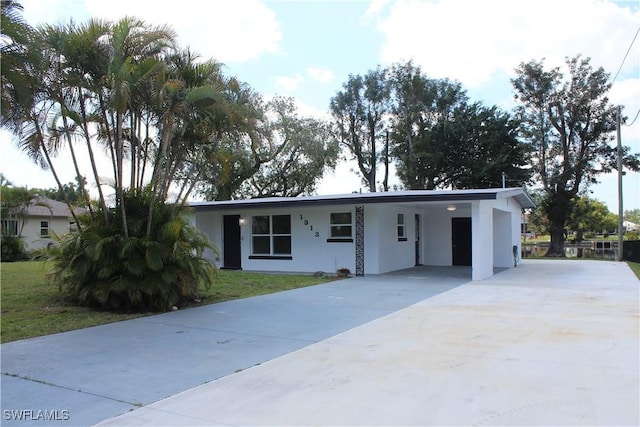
xmin=627 ymin=261 xmax=640 ymax=280
xmin=0 ymin=261 xmax=335 ymax=344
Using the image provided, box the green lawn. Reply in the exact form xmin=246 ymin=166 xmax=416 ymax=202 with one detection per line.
xmin=628 ymin=261 xmax=640 ymax=280
xmin=0 ymin=261 xmax=335 ymax=343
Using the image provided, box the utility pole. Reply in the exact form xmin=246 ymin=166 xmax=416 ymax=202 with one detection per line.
xmin=616 ymin=105 xmax=624 ymax=262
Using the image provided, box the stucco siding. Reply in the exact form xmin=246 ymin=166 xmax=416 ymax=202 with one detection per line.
xmin=371 ymin=205 xmax=417 ymax=274
xmin=423 ymin=204 xmax=472 ymax=266
xmin=471 ymin=201 xmax=494 ymax=280
xmin=190 ymin=189 xmax=531 ymax=278
xmin=194 ymin=212 xmax=223 ymax=266
xmin=493 ymin=208 xmax=513 ymax=268
xmin=423 ymin=207 xmax=451 ymax=266
xmin=21 ymin=216 xmax=69 ymax=251
xmin=489 ymin=196 xmax=525 ymax=268
xmin=196 ymin=206 xmax=358 ymax=275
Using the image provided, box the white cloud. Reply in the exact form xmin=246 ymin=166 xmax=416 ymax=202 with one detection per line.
xmin=0 ymin=131 xmax=57 ymax=190
xmin=23 ymin=0 xmax=283 ymax=64
xmin=368 ymin=0 xmax=640 ymax=209
xmin=306 ymin=67 xmax=335 ymax=83
xmin=21 ymin=0 xmax=89 ymax=27
xmin=293 ymin=99 xmax=331 ymax=120
xmin=364 ymin=0 xmax=393 ymax=20
xmin=371 ymin=0 xmax=640 ymax=88
xmin=316 ymin=161 xmax=364 ymax=195
xmin=274 ymin=74 xmax=304 ymax=93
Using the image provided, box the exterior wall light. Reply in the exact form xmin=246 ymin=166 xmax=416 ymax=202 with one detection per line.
xmin=446 ymin=204 xmax=457 ymax=211
xmin=239 ymin=217 xmax=246 ymax=225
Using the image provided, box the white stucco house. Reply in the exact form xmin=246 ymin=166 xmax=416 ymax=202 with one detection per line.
xmin=1 ymin=196 xmax=87 ymax=251
xmin=190 ymin=188 xmax=535 ymax=281
xmin=623 ymin=220 xmax=639 ymax=232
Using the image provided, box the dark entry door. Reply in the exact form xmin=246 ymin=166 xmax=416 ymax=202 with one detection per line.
xmin=223 ymin=215 xmax=242 ymax=269
xmin=451 ymin=217 xmax=472 ymax=266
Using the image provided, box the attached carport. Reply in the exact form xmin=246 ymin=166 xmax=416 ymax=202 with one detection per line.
xmin=414 ymin=188 xmax=534 ymax=280
xmin=471 ymin=199 xmax=524 ymax=280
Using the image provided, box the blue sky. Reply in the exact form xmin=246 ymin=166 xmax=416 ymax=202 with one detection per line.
xmin=2 ymin=0 xmax=639 ymax=211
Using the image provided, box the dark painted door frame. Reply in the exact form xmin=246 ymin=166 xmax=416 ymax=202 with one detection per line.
xmin=355 ymin=206 xmax=365 ymax=276
xmin=415 ymin=214 xmax=421 ymax=266
xmin=223 ymin=215 xmax=242 ymax=270
xmin=451 ymin=217 xmax=472 ymax=266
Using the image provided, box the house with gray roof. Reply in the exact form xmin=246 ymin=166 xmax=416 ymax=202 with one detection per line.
xmin=1 ymin=196 xmax=87 ymax=251
xmin=190 ymin=187 xmax=535 ymax=280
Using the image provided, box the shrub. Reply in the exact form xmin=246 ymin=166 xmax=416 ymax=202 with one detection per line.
xmin=1 ymin=235 xmax=28 ymax=262
xmin=626 ymin=230 xmax=640 ymax=241
xmin=336 ymin=268 xmax=351 ymax=278
xmin=48 ymin=190 xmax=217 ymax=311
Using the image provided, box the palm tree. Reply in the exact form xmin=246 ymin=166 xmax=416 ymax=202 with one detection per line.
xmin=1 ymin=3 xmax=84 ymax=228
xmin=0 ymin=0 xmax=34 ymax=132
xmin=49 ymin=19 xmax=113 ymax=222
xmin=97 ymin=16 xmax=175 ymax=236
xmin=38 ymin=23 xmax=98 ymax=216
xmin=145 ymin=49 xmax=232 ymax=237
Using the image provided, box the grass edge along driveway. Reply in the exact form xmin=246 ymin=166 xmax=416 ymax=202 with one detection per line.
xmin=2 ymin=260 xmax=638 ymax=344
xmin=0 ymin=261 xmax=336 ymax=344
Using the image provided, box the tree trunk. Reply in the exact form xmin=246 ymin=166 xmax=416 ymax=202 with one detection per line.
xmin=382 ymin=131 xmax=389 ymax=192
xmin=115 ymin=111 xmax=129 ymax=238
xmin=59 ymin=106 xmax=92 ymax=218
xmin=546 ymin=220 xmax=566 ymax=257
xmin=33 ymin=119 xmax=82 ymax=231
xmin=77 ymin=85 xmax=109 ymax=224
xmin=146 ymin=116 xmax=175 ymax=238
xmin=543 ymin=189 xmax=573 ymax=257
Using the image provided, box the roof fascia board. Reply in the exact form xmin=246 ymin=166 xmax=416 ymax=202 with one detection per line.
xmin=190 ymin=192 xmax=507 ymax=212
xmin=495 ymin=188 xmax=536 ymax=209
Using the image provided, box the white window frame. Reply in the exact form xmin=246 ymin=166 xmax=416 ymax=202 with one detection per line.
xmin=40 ymin=220 xmax=50 ymax=238
xmin=397 ymin=213 xmax=407 ymax=241
xmin=250 ymin=214 xmax=292 ymax=258
xmin=328 ymin=212 xmax=353 ymax=241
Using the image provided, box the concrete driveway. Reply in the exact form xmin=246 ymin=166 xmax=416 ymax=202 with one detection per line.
xmin=2 ymin=260 xmax=638 ymax=426
xmin=95 ymin=259 xmax=639 ymax=427
xmin=1 ymin=266 xmax=468 ymax=427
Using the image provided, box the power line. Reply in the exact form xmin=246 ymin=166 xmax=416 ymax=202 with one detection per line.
xmin=611 ymin=25 xmax=640 ymax=86
xmin=624 ymin=108 xmax=640 ymax=127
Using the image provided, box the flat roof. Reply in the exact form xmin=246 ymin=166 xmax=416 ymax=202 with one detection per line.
xmin=189 ymin=188 xmax=536 ymax=211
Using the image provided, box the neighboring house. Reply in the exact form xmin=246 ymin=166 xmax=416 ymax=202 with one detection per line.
xmin=190 ymin=187 xmax=535 ymax=281
xmin=1 ymin=196 xmax=87 ymax=251
xmin=623 ymin=220 xmax=639 ymax=232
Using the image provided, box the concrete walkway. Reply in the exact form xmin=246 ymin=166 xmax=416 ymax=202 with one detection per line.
xmin=1 ymin=266 xmax=468 ymax=427
xmin=94 ymin=259 xmax=639 ymax=426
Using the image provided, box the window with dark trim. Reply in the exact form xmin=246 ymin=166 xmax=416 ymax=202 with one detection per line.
xmin=250 ymin=215 xmax=292 ymax=259
xmin=1 ymin=219 xmax=18 ymax=236
xmin=40 ymin=220 xmax=50 ymax=238
xmin=328 ymin=212 xmax=353 ymax=242
xmin=397 ymin=213 xmax=407 ymax=241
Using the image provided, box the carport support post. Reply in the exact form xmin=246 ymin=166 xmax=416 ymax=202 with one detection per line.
xmin=471 ymin=201 xmax=493 ymax=280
